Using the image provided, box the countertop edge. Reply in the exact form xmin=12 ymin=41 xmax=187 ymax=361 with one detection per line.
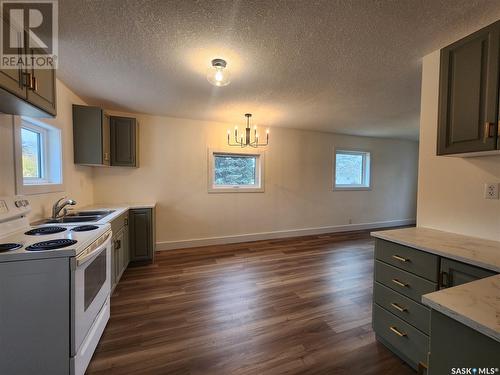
xmin=371 ymin=231 xmax=500 ymax=273
xmin=422 ymin=280 xmax=500 ymax=343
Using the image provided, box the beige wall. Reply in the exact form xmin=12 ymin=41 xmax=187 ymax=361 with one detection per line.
xmin=417 ymin=51 xmax=500 ymax=241
xmin=0 ymin=80 xmax=94 ymax=220
xmin=92 ymin=113 xmax=419 ymax=248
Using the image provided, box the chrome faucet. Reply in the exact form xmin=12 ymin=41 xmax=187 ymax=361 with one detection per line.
xmin=52 ymin=197 xmax=77 ymax=219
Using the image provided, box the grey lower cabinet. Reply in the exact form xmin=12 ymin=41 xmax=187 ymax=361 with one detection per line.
xmin=110 ymin=116 xmax=138 ymax=167
xmin=373 ymin=239 xmax=437 ymax=372
xmin=440 ymin=258 xmax=496 ymax=288
xmin=437 ymin=20 xmax=500 ymax=155
xmin=110 ymin=211 xmax=129 ymax=291
xmin=373 ymin=239 xmax=498 ymax=374
xmin=129 ymin=208 xmax=155 ymax=264
xmin=428 ymin=310 xmax=500 ymax=375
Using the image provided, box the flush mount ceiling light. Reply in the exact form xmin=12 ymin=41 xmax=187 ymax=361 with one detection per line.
xmin=207 ymin=58 xmax=230 ymax=87
xmin=227 ymin=113 xmax=269 ymax=148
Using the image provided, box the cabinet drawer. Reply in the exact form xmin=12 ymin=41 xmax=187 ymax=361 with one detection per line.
xmin=375 ymin=239 xmax=439 ymax=282
xmin=373 ymin=282 xmax=430 ymax=334
xmin=373 ymin=304 xmax=429 ymax=368
xmin=110 ymin=211 xmax=128 ymax=234
xmin=375 ymin=261 xmax=437 ymax=303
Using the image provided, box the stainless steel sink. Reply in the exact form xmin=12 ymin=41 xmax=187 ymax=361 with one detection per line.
xmin=43 ymin=216 xmax=102 ymax=224
xmin=34 ymin=210 xmax=115 ymax=225
xmin=66 ymin=210 xmax=115 ymax=217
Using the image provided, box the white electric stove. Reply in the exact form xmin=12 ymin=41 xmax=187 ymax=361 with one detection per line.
xmin=0 ymin=196 xmax=112 ymax=375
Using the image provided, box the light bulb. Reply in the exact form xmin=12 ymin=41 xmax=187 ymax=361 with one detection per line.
xmin=207 ymin=58 xmax=230 ymax=87
xmin=215 ymin=69 xmax=223 ymax=82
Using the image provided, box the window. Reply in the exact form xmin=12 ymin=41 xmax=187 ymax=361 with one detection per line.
xmin=334 ymin=150 xmax=371 ymax=190
xmin=14 ymin=117 xmax=63 ymax=195
xmin=208 ymin=150 xmax=264 ymax=192
xmin=21 ymin=125 xmax=45 ymax=182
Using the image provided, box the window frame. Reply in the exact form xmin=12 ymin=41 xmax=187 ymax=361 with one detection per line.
xmin=333 ymin=148 xmax=371 ymax=191
xmin=13 ymin=116 xmax=64 ymax=195
xmin=208 ymin=148 xmax=265 ymax=193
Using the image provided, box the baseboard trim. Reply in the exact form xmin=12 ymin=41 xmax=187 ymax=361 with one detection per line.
xmin=156 ymin=219 xmax=416 ymax=251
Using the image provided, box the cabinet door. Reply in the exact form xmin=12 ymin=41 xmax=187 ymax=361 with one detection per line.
xmin=110 ymin=116 xmax=137 ymax=167
xmin=0 ymin=14 xmax=26 ymax=98
xmin=73 ymin=105 xmax=107 ymax=165
xmin=26 ymin=48 xmax=57 ymax=116
xmin=129 ymin=208 xmax=153 ymax=262
xmin=122 ymin=218 xmax=130 ymax=269
xmin=440 ymin=258 xmax=496 ymax=289
xmin=437 ymin=21 xmax=500 ymax=155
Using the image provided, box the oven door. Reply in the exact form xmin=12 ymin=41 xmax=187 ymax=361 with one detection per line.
xmin=72 ymin=230 xmax=112 ymax=355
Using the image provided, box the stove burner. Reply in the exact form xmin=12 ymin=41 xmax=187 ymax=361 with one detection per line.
xmin=71 ymin=225 xmax=99 ymax=232
xmin=25 ymin=239 xmax=77 ymax=251
xmin=0 ymin=243 xmax=22 ymax=252
xmin=25 ymin=226 xmax=67 ymax=236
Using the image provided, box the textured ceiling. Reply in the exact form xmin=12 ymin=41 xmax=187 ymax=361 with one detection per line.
xmin=58 ymin=1 xmax=500 ymax=139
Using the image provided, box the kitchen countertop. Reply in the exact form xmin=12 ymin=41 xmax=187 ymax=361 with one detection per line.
xmin=371 ymin=227 xmax=500 ymax=273
xmin=371 ymin=226 xmax=500 ymax=343
xmin=422 ymin=274 xmax=500 ymax=342
xmin=78 ymin=203 xmax=156 ymax=225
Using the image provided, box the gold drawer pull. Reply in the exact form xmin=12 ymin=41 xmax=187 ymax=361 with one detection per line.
xmin=389 ymin=326 xmax=407 ymax=337
xmin=392 ymin=279 xmax=408 ymax=287
xmin=392 ymin=254 xmax=409 ymax=262
xmin=391 ymin=302 xmax=407 ymax=312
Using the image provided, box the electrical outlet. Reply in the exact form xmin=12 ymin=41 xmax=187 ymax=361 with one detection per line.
xmin=484 ymin=183 xmax=499 ymax=199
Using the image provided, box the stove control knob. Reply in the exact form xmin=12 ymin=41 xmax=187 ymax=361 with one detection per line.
xmin=23 ymin=200 xmax=29 ymax=206
xmin=15 ymin=200 xmax=22 ymax=208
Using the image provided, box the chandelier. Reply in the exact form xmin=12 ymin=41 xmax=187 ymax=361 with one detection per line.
xmin=227 ymin=113 xmax=269 ymax=147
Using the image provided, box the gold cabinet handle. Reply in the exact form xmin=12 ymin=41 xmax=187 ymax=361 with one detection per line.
xmin=392 ymin=254 xmax=409 ymax=262
xmin=484 ymin=122 xmax=495 ymax=143
xmin=389 ymin=326 xmax=407 ymax=337
xmin=392 ymin=278 xmax=408 ymax=287
xmin=390 ymin=302 xmax=407 ymax=312
xmin=31 ymin=75 xmax=38 ymax=91
xmin=22 ymin=72 xmax=32 ymax=88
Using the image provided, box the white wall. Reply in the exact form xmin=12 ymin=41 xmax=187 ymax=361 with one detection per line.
xmin=92 ymin=113 xmax=419 ymax=248
xmin=417 ymin=51 xmax=500 ymax=241
xmin=0 ymin=80 xmax=94 ymax=220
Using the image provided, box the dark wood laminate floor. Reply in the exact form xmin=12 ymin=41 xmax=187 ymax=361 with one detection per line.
xmin=87 ymin=230 xmax=415 ymax=375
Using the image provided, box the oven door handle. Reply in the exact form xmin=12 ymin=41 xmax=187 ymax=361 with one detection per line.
xmin=76 ymin=232 xmax=112 ymax=267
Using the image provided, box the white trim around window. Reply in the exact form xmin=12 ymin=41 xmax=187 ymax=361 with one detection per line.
xmin=333 ymin=148 xmax=371 ymax=191
xmin=208 ymin=148 xmax=265 ymax=193
xmin=13 ymin=116 xmax=64 ymax=195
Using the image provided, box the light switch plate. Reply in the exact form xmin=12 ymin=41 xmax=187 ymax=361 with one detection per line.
xmin=484 ymin=183 xmax=499 ymax=199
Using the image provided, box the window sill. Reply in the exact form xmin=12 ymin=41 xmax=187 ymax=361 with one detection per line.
xmin=333 ymin=186 xmax=371 ymax=191
xmin=208 ymin=186 xmax=265 ymax=193
xmin=16 ymin=182 xmax=64 ymax=195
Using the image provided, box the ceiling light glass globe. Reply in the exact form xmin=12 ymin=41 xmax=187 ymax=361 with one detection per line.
xmin=207 ymin=59 xmax=230 ymax=87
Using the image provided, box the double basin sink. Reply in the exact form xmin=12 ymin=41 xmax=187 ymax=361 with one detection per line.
xmin=36 ymin=210 xmax=115 ymax=225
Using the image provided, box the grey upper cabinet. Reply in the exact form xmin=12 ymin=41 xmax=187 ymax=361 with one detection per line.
xmin=129 ymin=208 xmax=155 ymax=264
xmin=72 ymin=106 xmax=139 ymax=168
xmin=439 ymin=258 xmax=496 ymax=289
xmin=437 ymin=21 xmax=500 ymax=155
xmin=110 ymin=116 xmax=138 ymax=167
xmin=0 ymin=24 xmax=56 ymax=117
xmin=73 ymin=105 xmax=110 ymax=166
